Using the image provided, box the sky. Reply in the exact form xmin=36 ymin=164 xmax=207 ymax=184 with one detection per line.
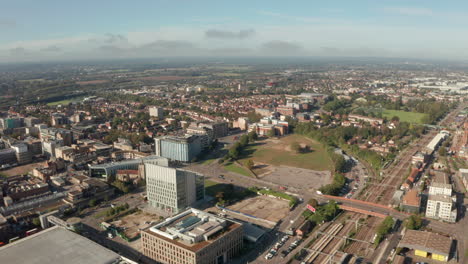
xmin=2 ymin=0 xmax=468 ymax=62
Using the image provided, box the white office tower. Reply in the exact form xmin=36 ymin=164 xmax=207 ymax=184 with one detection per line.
xmin=145 ymin=162 xmax=204 ymax=215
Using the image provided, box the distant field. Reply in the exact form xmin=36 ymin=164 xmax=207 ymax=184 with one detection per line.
xmin=213 ymin=72 xmax=242 ymax=77
xmin=382 ymin=109 xmax=427 ymax=124
xmin=47 ymin=97 xmax=84 ymax=106
xmin=18 ymin=78 xmax=46 ymax=83
xmin=239 ymin=134 xmax=333 ymax=171
xmin=76 ymin=80 xmax=109 ymax=85
xmin=133 ymin=76 xmax=199 ymax=81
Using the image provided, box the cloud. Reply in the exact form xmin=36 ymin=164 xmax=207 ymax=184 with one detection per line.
xmin=104 ymin=33 xmax=128 ymax=43
xmin=261 ymin=40 xmax=303 ymax=55
xmin=141 ymin=40 xmax=195 ymax=50
xmin=9 ymin=47 xmax=26 ymax=55
xmin=205 ymin=29 xmax=255 ymax=39
xmin=41 ymin=45 xmax=62 ymax=52
xmin=382 ymin=7 xmax=433 ymax=16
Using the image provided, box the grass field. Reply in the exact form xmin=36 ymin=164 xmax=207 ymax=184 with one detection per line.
xmin=382 ymin=109 xmax=427 ymax=124
xmin=47 ymin=97 xmax=84 ymax=106
xmin=239 ymin=134 xmax=333 ymax=171
xmin=213 ymin=72 xmax=242 ymax=77
xmin=224 ymin=162 xmax=252 ymax=177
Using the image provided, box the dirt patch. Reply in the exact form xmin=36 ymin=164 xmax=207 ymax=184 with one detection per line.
xmin=1 ymin=162 xmax=43 ymax=177
xmin=259 ymin=165 xmax=332 ymax=192
xmin=227 ymin=195 xmax=290 ymax=223
xmin=111 ymin=211 xmax=159 ymax=239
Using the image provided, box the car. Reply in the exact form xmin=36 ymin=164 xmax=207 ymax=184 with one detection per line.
xmin=264 ymin=253 xmax=273 ymax=260
xmin=280 ymin=250 xmax=289 ymax=258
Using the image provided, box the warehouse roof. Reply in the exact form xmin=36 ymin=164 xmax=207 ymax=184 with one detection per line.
xmin=0 ymin=226 xmax=126 ymax=264
xmin=399 ymin=230 xmax=452 ymax=257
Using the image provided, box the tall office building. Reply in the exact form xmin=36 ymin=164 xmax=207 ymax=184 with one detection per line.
xmin=149 ymin=106 xmax=164 ymax=119
xmin=145 ymin=162 xmax=204 ymax=214
xmin=199 ymin=121 xmax=229 ymax=139
xmin=23 ymin=117 xmax=41 ymax=127
xmin=0 ymin=117 xmax=23 ymax=129
xmin=12 ymin=144 xmax=32 ymax=165
xmin=141 ymin=208 xmax=243 ymax=264
xmin=155 ymin=135 xmax=202 ymax=162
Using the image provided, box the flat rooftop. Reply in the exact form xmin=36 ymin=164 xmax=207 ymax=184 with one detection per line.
xmin=402 ymin=189 xmax=420 ymax=207
xmin=399 ymin=230 xmax=452 ymax=257
xmin=144 ymin=208 xmax=242 ymax=252
xmin=0 ymin=226 xmax=123 ymax=264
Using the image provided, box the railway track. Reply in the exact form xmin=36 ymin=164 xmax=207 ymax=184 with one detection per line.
xmin=303 ymin=223 xmax=344 ymax=264
xmin=308 ymin=213 xmax=360 ymax=264
xmin=345 ymin=217 xmax=381 ymax=258
xmin=362 ymin=105 xmax=464 ymax=206
xmin=364 ymin=130 xmax=437 ymax=205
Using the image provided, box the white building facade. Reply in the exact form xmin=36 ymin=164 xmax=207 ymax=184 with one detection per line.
xmin=145 ymin=162 xmax=204 ymax=214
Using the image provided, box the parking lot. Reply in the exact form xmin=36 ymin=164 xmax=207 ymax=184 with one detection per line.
xmin=263 ymin=235 xmax=302 ymax=262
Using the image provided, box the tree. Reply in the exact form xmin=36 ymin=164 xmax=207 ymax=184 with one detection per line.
xmin=248 ymin=131 xmax=258 ymax=142
xmin=32 ymin=217 xmax=41 ymax=226
xmin=215 ymin=192 xmax=224 ymax=204
xmin=239 ymin=134 xmax=249 ymax=146
xmin=405 ymin=214 xmax=423 ymax=230
xmin=438 ymin=147 xmax=447 ymax=157
xmin=307 ymin=198 xmax=319 ymax=207
xmin=89 ymin=199 xmax=98 ymax=207
xmin=228 ymin=145 xmax=240 ymax=160
xmin=246 ymin=159 xmax=254 ymax=170
xmin=375 ymin=216 xmax=395 ymax=244
xmin=391 ymin=116 xmax=400 ymax=122
xmin=291 ymin=142 xmax=301 ymax=153
xmin=267 ymin=129 xmax=275 ymax=137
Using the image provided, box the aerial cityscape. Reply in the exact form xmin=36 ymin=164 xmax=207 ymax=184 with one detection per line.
xmin=1 ymin=1 xmax=468 ymax=264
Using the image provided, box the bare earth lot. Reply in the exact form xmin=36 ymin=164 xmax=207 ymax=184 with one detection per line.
xmin=111 ymin=211 xmax=159 ymax=240
xmin=260 ymin=165 xmax=332 ymax=191
xmin=227 ymin=195 xmax=290 ymax=223
xmin=1 ymin=162 xmax=43 ymax=177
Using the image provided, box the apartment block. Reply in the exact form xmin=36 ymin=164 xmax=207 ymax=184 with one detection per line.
xmin=425 ymin=194 xmax=457 ymax=223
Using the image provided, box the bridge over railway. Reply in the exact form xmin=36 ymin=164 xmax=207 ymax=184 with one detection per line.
xmin=312 ymin=194 xmax=409 ymax=220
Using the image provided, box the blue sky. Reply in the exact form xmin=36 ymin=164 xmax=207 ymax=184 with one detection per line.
xmin=2 ymin=0 xmax=468 ymax=62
